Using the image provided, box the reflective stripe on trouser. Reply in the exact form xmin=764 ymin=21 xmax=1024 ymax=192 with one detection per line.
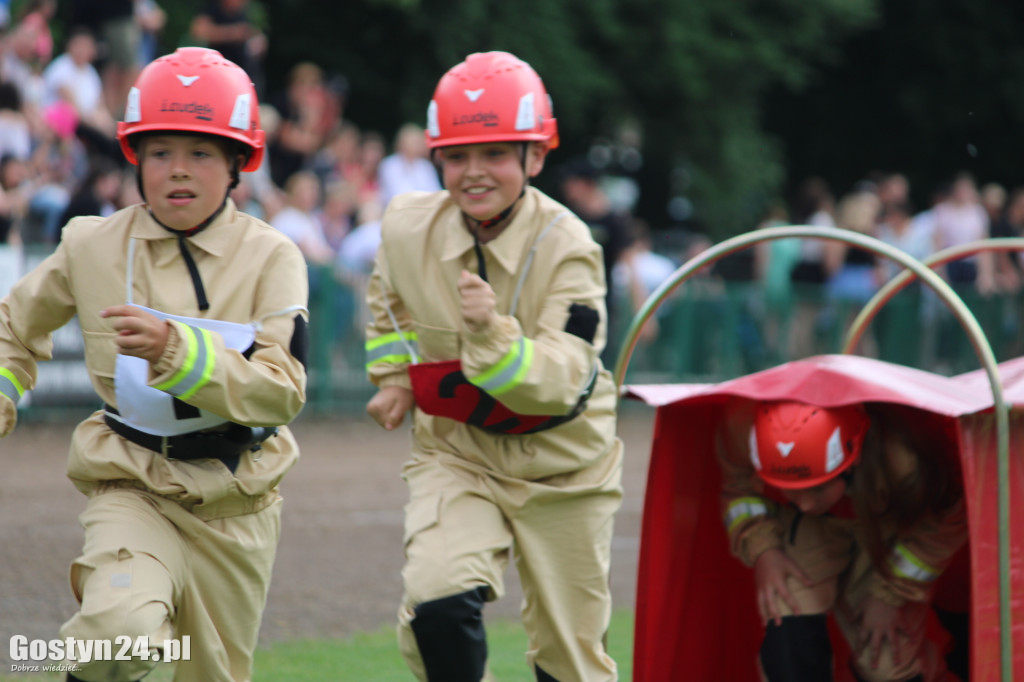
xmin=768 ymin=507 xmax=939 ymax=682
xmin=59 ymin=489 xmax=281 ymax=682
xmin=396 ymin=443 xmax=623 ymax=682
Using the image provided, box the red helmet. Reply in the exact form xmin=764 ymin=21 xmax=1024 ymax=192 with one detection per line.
xmin=425 ymin=51 xmax=559 ymax=150
xmin=749 ymin=401 xmax=870 ymax=489
xmin=117 ymin=47 xmax=265 ymax=171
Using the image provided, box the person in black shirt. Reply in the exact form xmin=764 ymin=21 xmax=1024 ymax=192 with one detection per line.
xmin=557 ymin=157 xmax=634 ymax=363
xmin=190 ymin=0 xmax=267 ymax=98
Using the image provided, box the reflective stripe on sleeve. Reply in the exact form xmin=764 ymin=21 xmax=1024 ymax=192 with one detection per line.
xmin=153 ymin=324 xmax=215 ymax=400
xmin=466 ymin=337 xmax=533 ymax=397
xmin=365 ymin=331 xmax=419 ymax=368
xmin=724 ymin=496 xmax=772 ymax=533
xmin=0 ymin=368 xmax=24 ymax=405
xmin=889 ymin=543 xmax=941 ymax=583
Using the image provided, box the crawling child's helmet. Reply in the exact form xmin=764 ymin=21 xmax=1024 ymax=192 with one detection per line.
xmin=425 ymin=51 xmax=559 ymax=150
xmin=117 ymin=47 xmax=265 ymax=171
xmin=750 ymin=401 xmax=870 ymax=489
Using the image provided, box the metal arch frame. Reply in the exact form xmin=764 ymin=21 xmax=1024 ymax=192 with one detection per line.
xmin=613 ymin=225 xmax=1013 ymax=681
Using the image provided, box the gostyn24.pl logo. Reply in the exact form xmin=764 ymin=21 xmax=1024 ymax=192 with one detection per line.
xmin=10 ymin=635 xmax=191 ymax=665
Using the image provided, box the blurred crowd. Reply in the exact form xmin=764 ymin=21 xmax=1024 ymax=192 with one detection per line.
xmin=0 ymin=0 xmax=443 ymax=294
xmin=1 ymin=1 xmax=1021 ymax=378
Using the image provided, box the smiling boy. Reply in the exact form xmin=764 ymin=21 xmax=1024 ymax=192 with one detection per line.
xmin=365 ymin=52 xmax=623 ymax=682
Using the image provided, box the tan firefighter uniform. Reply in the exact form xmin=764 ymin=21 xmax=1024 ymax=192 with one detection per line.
xmin=0 ymin=200 xmax=308 ymax=682
xmin=716 ymin=400 xmax=968 ymax=681
xmin=366 ymin=187 xmax=623 ymax=682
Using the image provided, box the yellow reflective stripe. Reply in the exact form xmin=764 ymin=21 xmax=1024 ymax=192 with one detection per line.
xmin=468 ymin=337 xmax=534 ymax=397
xmin=153 ymin=325 xmax=215 ymax=400
xmin=725 ymin=496 xmax=771 ymax=533
xmin=0 ymin=367 xmax=24 ymax=403
xmin=178 ymin=329 xmax=215 ymax=400
xmin=365 ymin=330 xmax=418 ymax=352
xmin=366 ymin=331 xmax=419 ymax=366
xmin=365 ymin=353 xmax=415 ymax=369
xmin=154 ymin=324 xmax=200 ymax=392
xmin=890 ymin=543 xmax=940 ymax=582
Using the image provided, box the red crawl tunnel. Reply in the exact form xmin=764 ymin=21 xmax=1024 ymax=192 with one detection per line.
xmin=623 ymin=354 xmax=1023 ymax=681
xmin=612 ymin=228 xmax=1021 ymax=681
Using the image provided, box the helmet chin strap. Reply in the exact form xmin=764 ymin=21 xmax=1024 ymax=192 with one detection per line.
xmin=463 ymin=143 xmax=530 ymax=282
xmin=133 ymin=149 xmax=242 ymax=311
xmin=147 ymin=197 xmax=228 ymax=312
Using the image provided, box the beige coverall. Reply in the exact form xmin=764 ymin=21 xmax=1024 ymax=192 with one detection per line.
xmin=366 ymin=187 xmax=623 ymax=682
xmin=0 ymin=201 xmax=308 ymax=682
xmin=717 ymin=401 xmax=968 ymax=682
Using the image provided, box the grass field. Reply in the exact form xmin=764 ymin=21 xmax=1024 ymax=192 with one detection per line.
xmin=1 ymin=611 xmax=634 ymax=681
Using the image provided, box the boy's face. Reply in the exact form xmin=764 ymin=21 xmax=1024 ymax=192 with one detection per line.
xmin=438 ymin=142 xmax=547 ymax=222
xmin=138 ymin=134 xmax=236 ymax=231
xmin=780 ymin=476 xmax=848 ymax=516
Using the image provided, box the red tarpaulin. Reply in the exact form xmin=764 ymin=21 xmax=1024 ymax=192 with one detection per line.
xmin=625 ymin=354 xmax=1024 ymax=682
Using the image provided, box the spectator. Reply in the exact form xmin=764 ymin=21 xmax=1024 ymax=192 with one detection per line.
xmin=135 ymin=0 xmax=167 ymax=66
xmin=313 ymin=119 xmax=363 ymax=187
xmin=613 ymin=218 xmax=677 ymax=345
xmin=1 ymin=9 xmax=49 ymax=112
xmin=877 ymin=199 xmax=933 ymax=282
xmin=13 ymin=0 xmax=55 ymax=68
xmin=21 ymin=100 xmax=89 ymax=243
xmin=824 ymin=189 xmax=885 ymax=305
xmin=932 ymin=171 xmax=992 ymax=291
xmin=980 ymin=181 xmax=1007 ymax=227
xmin=875 ymin=171 xmax=909 ymax=214
xmin=189 ymin=0 xmax=267 ymax=97
xmin=991 ymin=187 xmax=1024 ymax=284
xmin=557 ymin=155 xmax=634 ymax=362
xmin=355 ymin=129 xmax=385 ymax=207
xmin=0 ymin=154 xmax=29 ymax=243
xmin=70 ymin=0 xmax=141 ymax=118
xmin=56 ymin=156 xmax=123 ymax=236
xmin=377 ymin=122 xmax=440 ymax=207
xmin=788 ymin=175 xmax=836 ymax=286
xmin=41 ymin=27 xmax=116 ymax=137
xmin=0 ymin=81 xmax=31 ymax=161
xmin=753 ymin=200 xmax=801 ymax=361
xmin=786 ymin=176 xmax=837 ymax=359
xmin=270 ymin=170 xmax=332 ymax=266
xmin=336 ymin=198 xmax=382 ymax=277
xmin=316 ymin=178 xmax=356 ymax=252
xmin=267 ymin=62 xmax=334 ymax=187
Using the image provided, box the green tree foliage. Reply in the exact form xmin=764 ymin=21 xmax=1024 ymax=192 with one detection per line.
xmin=137 ymin=0 xmax=878 ymax=236
xmin=765 ymin=0 xmax=1024 ymax=209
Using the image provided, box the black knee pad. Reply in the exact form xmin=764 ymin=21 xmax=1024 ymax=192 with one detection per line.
xmin=411 ymin=586 xmax=489 ymax=682
xmin=760 ymin=614 xmax=833 ymax=681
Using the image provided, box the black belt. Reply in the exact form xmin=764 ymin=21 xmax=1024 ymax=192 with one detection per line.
xmin=103 ymin=407 xmax=277 ymax=473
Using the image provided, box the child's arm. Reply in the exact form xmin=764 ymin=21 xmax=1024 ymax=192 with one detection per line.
xmin=142 ymin=242 xmax=311 ymax=428
xmin=364 ymin=244 xmax=415 ymax=429
xmin=458 ymin=243 xmax=605 ymax=416
xmin=0 ymin=243 xmax=77 ymax=436
xmin=716 ymin=400 xmax=786 ymax=566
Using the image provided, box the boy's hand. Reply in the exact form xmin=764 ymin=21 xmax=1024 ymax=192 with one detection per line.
xmin=458 ymin=270 xmax=496 ymax=334
xmin=753 ymin=547 xmax=815 ymax=626
xmin=366 ymin=385 xmax=414 ymax=431
xmin=101 ymin=306 xmax=171 ymax=364
xmin=0 ymin=394 xmax=16 ymax=437
xmin=857 ymin=594 xmax=904 ymax=671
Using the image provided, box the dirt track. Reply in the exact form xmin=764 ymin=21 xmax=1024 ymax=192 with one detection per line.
xmin=0 ymin=406 xmax=655 ymax=667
